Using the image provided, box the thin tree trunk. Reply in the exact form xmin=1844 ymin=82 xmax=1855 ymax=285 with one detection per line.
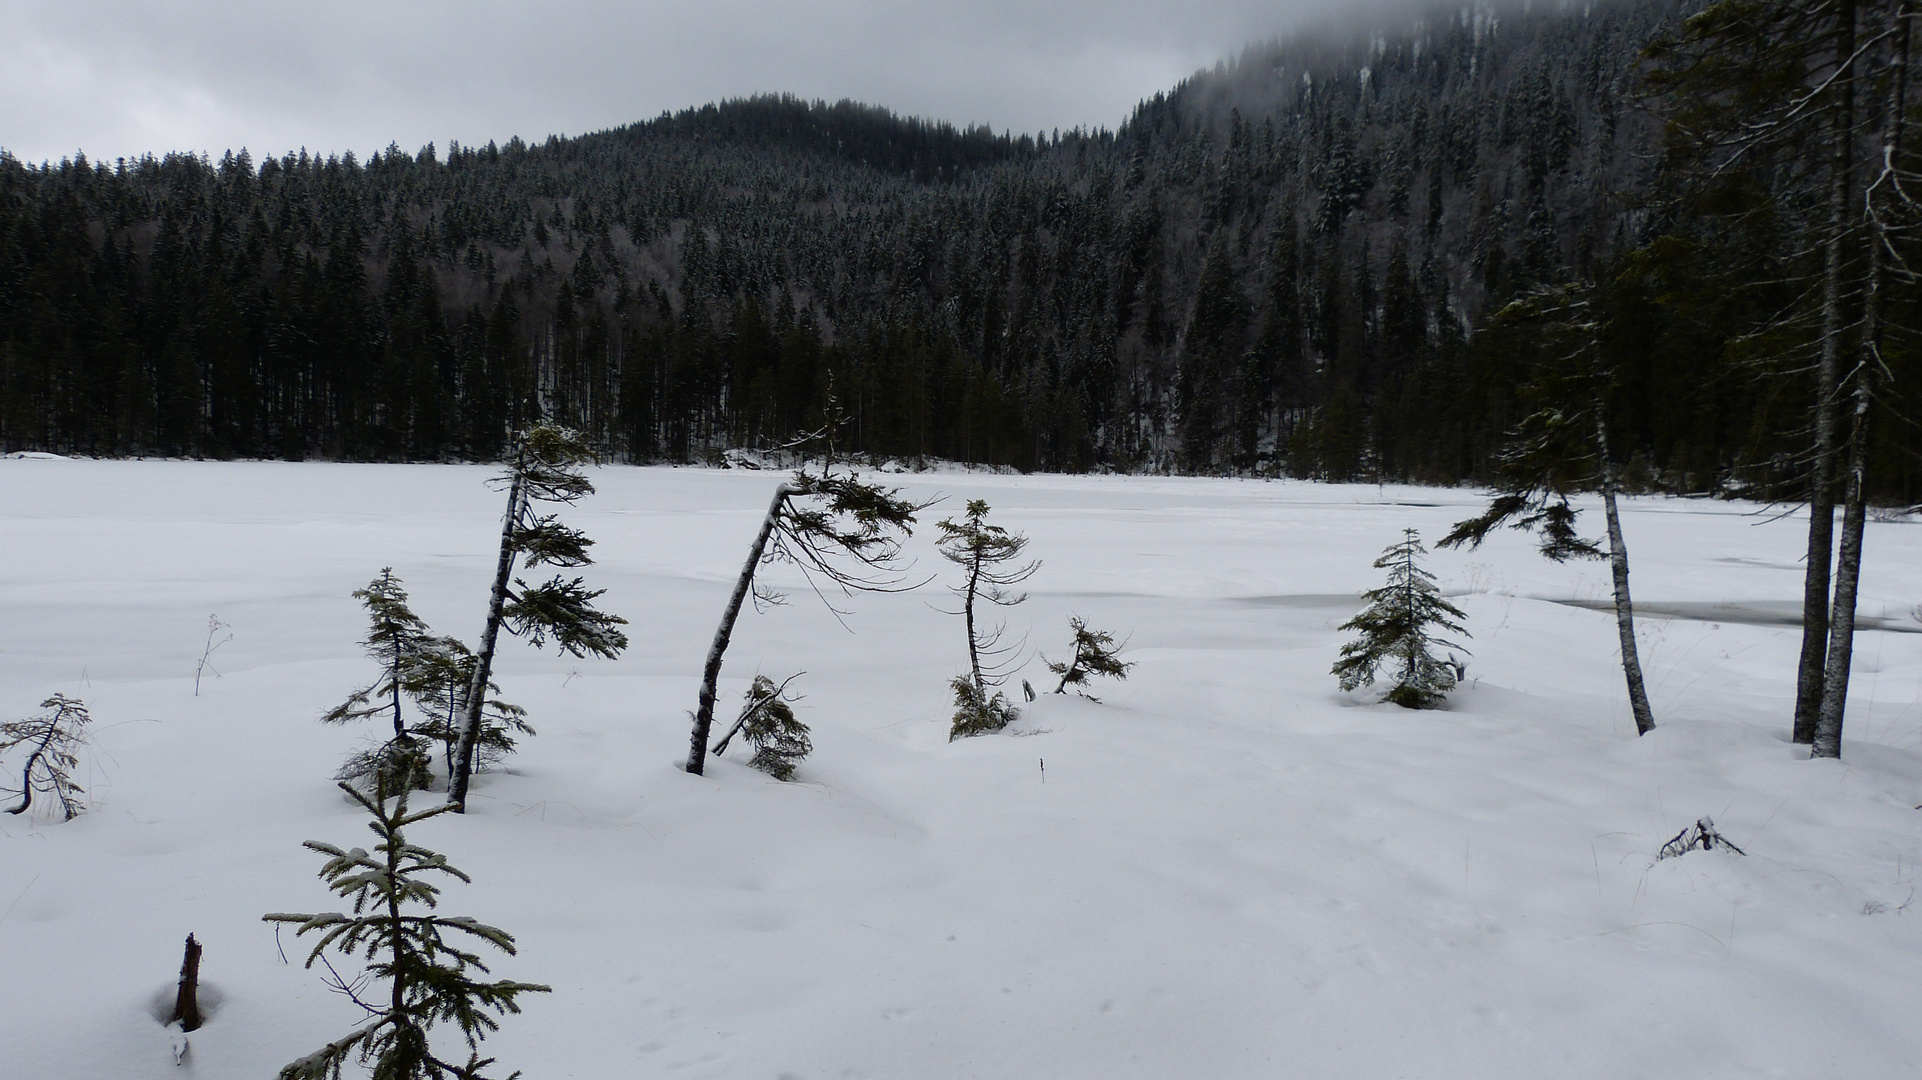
xmin=390 ymin=627 xmax=405 ymax=740
xmin=963 ymin=552 xmax=984 ymax=692
xmin=448 ymin=471 xmax=525 ymax=810
xmin=1812 ymin=5 xmax=1905 ymax=759
xmin=4 ymin=725 xmax=57 ymax=815
xmin=1596 ymin=409 xmax=1656 ymax=736
xmin=687 ymin=484 xmax=792 ymax=776
xmin=1796 ymin=0 xmax=1859 ymax=744
xmin=1813 ymin=411 xmax=1869 ymax=758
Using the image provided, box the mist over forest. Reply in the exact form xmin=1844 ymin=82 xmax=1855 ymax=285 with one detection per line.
xmin=2 ymin=0 xmax=1917 ymax=501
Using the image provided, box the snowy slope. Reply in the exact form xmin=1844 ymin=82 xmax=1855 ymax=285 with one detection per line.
xmin=2 ymin=459 xmax=1919 ymax=1079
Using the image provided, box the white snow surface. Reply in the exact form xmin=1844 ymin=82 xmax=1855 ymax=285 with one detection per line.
xmin=3 ymin=460 xmax=1921 ymax=1079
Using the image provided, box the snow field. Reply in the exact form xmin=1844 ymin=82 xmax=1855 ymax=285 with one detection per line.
xmin=2 ymin=459 xmax=1920 ymax=1079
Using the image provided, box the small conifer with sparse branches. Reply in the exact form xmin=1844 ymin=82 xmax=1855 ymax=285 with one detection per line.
xmin=710 ymin=674 xmax=811 ymax=780
xmin=324 ymin=569 xmax=445 ymax=792
xmin=2 ymin=694 xmax=92 ymax=819
xmin=265 ymin=780 xmax=549 ymax=1080
xmin=1334 ymin=530 xmax=1470 ymax=709
xmin=937 ymin=499 xmax=1038 ymax=738
xmin=1045 ymin=617 xmax=1133 ymax=701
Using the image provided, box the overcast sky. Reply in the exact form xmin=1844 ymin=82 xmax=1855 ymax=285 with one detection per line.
xmin=0 ymin=0 xmax=1352 ymax=165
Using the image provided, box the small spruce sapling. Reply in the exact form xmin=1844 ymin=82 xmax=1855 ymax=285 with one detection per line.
xmin=1333 ymin=530 xmax=1471 ymax=709
xmin=1045 ymin=617 xmax=1133 ymax=701
xmin=324 ymin=570 xmax=445 ymax=792
xmin=407 ymin=640 xmax=532 ymax=782
xmin=449 ymin=425 xmax=629 ymax=811
xmin=685 ymin=469 xmax=929 ymax=775
xmin=264 ymin=780 xmax=550 ymax=1080
xmin=710 ymin=674 xmax=811 ymax=780
xmin=936 ymin=500 xmax=1039 ymax=739
xmin=1 ymin=694 xmax=92 ymax=819
xmin=947 ymin=676 xmax=1020 ymax=739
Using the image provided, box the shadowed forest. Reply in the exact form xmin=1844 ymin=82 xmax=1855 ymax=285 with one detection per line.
xmin=2 ymin=0 xmax=1917 ymax=501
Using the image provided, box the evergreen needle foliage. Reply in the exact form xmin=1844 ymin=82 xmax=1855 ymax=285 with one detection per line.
xmin=1 ymin=694 xmax=92 ymax=819
xmin=1334 ymin=530 xmax=1470 ymax=710
xmin=710 ymin=674 xmax=811 ymax=780
xmin=685 ymin=468 xmax=930 ymax=776
xmin=265 ymin=781 xmax=550 ymax=1080
xmin=948 ymin=675 xmax=1021 ymax=740
xmin=325 ymin=569 xmax=449 ymax=792
xmin=1045 ymin=617 xmax=1134 ymax=701
xmin=935 ymin=499 xmax=1039 ymax=694
xmin=449 ymin=425 xmax=628 ymax=810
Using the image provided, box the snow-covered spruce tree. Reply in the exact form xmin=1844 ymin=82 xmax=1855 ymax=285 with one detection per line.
xmin=1333 ymin=530 xmax=1471 ymax=709
xmin=936 ymin=499 xmax=1038 ymax=739
xmin=324 ymin=569 xmax=446 ymax=792
xmin=1045 ymin=617 xmax=1133 ymax=700
xmin=2 ymin=694 xmax=91 ymax=819
xmin=1437 ymin=284 xmax=1654 ymax=735
xmin=448 ymin=425 xmax=629 ymax=811
xmin=685 ymin=469 xmax=928 ymax=776
xmin=264 ymin=780 xmax=550 ymax=1080
xmin=709 ymin=674 xmax=811 ymax=780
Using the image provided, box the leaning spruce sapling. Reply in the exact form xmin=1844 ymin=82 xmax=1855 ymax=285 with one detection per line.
xmin=448 ymin=425 xmax=628 ymax=811
xmin=1 ymin=694 xmax=92 ymax=819
xmin=1045 ymin=617 xmax=1133 ymax=701
xmin=1333 ymin=529 xmax=1471 ymax=709
xmin=709 ymin=674 xmax=811 ymax=780
xmin=265 ymin=780 xmax=549 ymax=1080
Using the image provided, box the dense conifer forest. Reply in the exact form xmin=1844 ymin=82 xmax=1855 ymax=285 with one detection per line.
xmin=1 ymin=0 xmax=1916 ymax=500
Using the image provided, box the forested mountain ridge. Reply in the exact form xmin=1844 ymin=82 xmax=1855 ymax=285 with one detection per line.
xmin=2 ymin=0 xmax=1912 ymax=498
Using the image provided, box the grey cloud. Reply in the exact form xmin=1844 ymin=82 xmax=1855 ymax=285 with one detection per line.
xmin=0 ymin=0 xmax=1336 ymax=163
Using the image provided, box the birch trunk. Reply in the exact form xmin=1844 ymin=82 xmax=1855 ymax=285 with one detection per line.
xmin=447 ymin=472 xmax=524 ymax=810
xmin=1795 ymin=0 xmax=1858 ymax=744
xmin=686 ymin=484 xmax=793 ymax=776
xmin=1596 ymin=409 xmax=1656 ymax=736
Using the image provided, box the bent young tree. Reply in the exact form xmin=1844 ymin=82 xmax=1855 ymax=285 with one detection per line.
xmin=1046 ymin=617 xmax=1134 ymax=700
xmin=685 ymin=470 xmax=929 ymax=776
xmin=1439 ymin=285 xmax=1656 ymax=735
xmin=2 ymin=694 xmax=92 ymax=819
xmin=448 ymin=425 xmax=629 ymax=811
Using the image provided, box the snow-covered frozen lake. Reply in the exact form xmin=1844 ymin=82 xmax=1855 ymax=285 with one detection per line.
xmin=3 ymin=458 xmax=1920 ymax=1079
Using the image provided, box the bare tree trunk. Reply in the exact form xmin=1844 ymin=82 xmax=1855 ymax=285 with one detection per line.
xmin=448 ymin=472 xmax=524 ymax=810
xmin=1795 ymin=0 xmax=1859 ymax=744
xmin=1813 ymin=413 xmax=1869 ymax=759
xmin=172 ymin=934 xmax=203 ymax=1032
xmin=687 ymin=484 xmax=793 ymax=776
xmin=1595 ymin=410 xmax=1656 ymax=736
xmin=4 ymin=724 xmax=58 ymax=815
xmin=1812 ymin=5 xmax=1905 ymax=759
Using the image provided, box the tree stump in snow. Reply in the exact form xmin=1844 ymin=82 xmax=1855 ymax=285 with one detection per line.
xmin=171 ymin=934 xmax=203 ymax=1032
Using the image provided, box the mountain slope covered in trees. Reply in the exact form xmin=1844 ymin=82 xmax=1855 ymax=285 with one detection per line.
xmin=1 ymin=0 xmax=1914 ymax=498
